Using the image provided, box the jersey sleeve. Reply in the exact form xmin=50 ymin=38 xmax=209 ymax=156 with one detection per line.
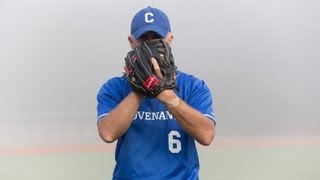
xmin=96 ymin=77 xmax=129 ymax=123
xmin=187 ymin=78 xmax=216 ymax=124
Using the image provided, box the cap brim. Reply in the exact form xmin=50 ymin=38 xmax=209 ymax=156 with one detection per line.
xmin=132 ymin=25 xmax=168 ymax=39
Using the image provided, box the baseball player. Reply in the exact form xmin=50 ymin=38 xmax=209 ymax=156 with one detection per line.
xmin=96 ymin=6 xmax=216 ymax=180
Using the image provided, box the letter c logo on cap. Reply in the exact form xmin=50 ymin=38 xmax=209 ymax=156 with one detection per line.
xmin=145 ymin=12 xmax=154 ymax=23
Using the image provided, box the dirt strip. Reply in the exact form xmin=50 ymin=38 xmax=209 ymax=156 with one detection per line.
xmin=1 ymin=136 xmax=319 ymax=155
xmin=207 ymin=136 xmax=320 ymax=149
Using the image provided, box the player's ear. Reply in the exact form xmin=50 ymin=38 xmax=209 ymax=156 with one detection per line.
xmin=128 ymin=35 xmax=139 ymax=49
xmin=164 ymin=32 xmax=174 ymax=46
xmin=128 ymin=35 xmax=134 ymax=49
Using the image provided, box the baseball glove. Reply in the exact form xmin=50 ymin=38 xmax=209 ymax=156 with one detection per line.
xmin=124 ymin=39 xmax=176 ymax=97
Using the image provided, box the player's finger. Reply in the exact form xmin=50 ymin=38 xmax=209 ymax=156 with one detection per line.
xmin=151 ymin=57 xmax=163 ymax=78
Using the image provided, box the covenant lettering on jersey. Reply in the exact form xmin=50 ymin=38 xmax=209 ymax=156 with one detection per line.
xmin=134 ymin=111 xmax=174 ymax=120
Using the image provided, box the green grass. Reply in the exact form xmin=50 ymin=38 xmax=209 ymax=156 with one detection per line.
xmin=1 ymin=146 xmax=319 ymax=180
xmin=199 ymin=146 xmax=320 ymax=180
xmin=0 ymin=152 xmax=114 ymax=180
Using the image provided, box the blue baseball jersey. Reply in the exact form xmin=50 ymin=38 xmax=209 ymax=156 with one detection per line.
xmin=97 ymin=71 xmax=215 ymax=180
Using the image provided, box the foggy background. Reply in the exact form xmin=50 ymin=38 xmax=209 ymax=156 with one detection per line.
xmin=1 ymin=0 xmax=320 ymax=147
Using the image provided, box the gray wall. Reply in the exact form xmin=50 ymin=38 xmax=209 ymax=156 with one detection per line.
xmin=1 ymin=0 xmax=319 ymax=146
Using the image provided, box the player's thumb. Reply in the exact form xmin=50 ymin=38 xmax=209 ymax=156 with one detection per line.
xmin=151 ymin=58 xmax=163 ymax=78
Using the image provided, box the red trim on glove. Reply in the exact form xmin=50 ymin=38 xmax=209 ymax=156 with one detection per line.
xmin=143 ymin=75 xmax=159 ymax=90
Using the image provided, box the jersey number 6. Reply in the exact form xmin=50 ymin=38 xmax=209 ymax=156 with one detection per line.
xmin=168 ymin=130 xmax=181 ymax=153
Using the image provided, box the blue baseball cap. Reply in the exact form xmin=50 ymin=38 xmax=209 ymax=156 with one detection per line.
xmin=131 ymin=6 xmax=171 ymax=39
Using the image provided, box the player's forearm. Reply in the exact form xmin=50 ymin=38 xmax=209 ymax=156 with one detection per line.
xmin=158 ymin=90 xmax=215 ymax=146
xmin=98 ymin=92 xmax=143 ymax=143
xmin=168 ymin=100 xmax=215 ymax=145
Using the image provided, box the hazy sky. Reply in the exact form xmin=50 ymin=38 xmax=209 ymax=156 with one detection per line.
xmin=0 ymin=0 xmax=319 ymax=145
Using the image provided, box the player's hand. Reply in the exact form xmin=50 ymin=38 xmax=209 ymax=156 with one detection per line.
xmin=124 ymin=39 xmax=176 ymax=97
